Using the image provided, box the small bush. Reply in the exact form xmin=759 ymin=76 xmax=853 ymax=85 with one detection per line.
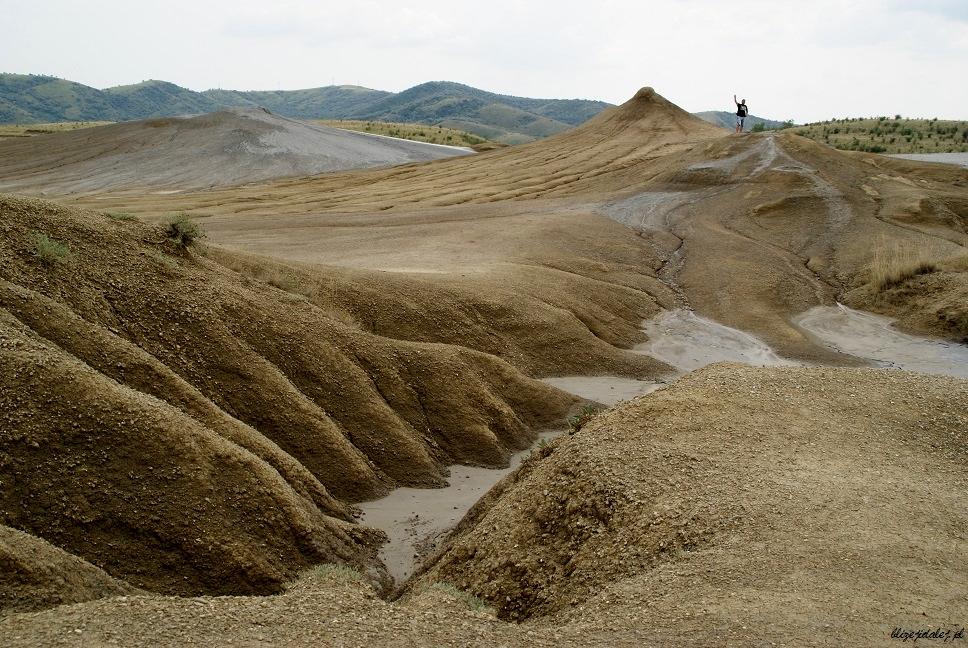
xmin=568 ymin=404 xmax=602 ymax=434
xmin=107 ymin=211 xmax=137 ymax=221
xmin=32 ymin=233 xmax=70 ymax=266
xmin=165 ymin=213 xmax=205 ymax=247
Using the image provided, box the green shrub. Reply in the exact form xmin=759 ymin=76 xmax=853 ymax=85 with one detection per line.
xmin=32 ymin=233 xmax=70 ymax=266
xmin=568 ymin=404 xmax=602 ymax=434
xmin=107 ymin=211 xmax=137 ymax=221
xmin=165 ymin=213 xmax=204 ymax=247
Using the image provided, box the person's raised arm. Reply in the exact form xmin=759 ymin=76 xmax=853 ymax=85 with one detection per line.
xmin=734 ymin=94 xmax=738 ymax=106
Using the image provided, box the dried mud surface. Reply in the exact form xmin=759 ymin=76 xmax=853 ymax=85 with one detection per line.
xmin=0 ymin=108 xmax=468 ymax=194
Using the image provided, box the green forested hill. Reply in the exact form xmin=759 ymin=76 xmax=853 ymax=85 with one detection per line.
xmin=103 ymin=80 xmax=223 ymax=119
xmin=201 ymin=86 xmax=392 ymax=120
xmin=0 ymin=74 xmax=124 ymax=122
xmin=0 ymin=74 xmax=610 ymax=143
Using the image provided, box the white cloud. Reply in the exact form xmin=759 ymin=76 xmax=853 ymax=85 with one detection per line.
xmin=0 ymin=0 xmax=965 ymax=121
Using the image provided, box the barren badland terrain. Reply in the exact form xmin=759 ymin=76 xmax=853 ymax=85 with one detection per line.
xmin=1 ymin=87 xmax=966 ymax=647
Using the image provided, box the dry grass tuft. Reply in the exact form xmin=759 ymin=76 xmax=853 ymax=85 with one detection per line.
xmin=431 ymin=583 xmax=494 ymax=614
xmin=941 ymin=254 xmax=968 ymax=273
xmin=870 ymin=242 xmax=941 ymax=291
xmin=307 ymin=564 xmax=362 ymax=582
xmin=106 ymin=211 xmax=138 ymax=221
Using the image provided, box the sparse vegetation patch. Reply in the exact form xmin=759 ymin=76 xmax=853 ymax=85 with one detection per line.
xmin=165 ymin=213 xmax=205 ymax=247
xmin=309 ymin=564 xmax=362 ymax=582
xmin=568 ymin=404 xmax=602 ymax=434
xmin=0 ymin=120 xmax=113 ymax=138
xmin=793 ymin=117 xmax=968 ymax=154
xmin=315 ymin=119 xmax=487 ymax=147
xmin=31 ymin=232 xmax=70 ymax=266
xmin=431 ymin=582 xmax=494 ymax=614
xmin=148 ymin=250 xmax=179 ymax=269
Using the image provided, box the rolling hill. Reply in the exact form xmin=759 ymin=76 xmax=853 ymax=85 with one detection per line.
xmin=202 ymin=85 xmax=392 ymax=119
xmin=0 ymin=74 xmax=123 ymax=123
xmin=2 ymin=74 xmax=808 ymax=144
xmin=0 ymin=107 xmax=470 ymax=194
xmin=342 ymin=81 xmax=611 ymax=144
xmin=0 ymin=74 xmax=610 ymax=144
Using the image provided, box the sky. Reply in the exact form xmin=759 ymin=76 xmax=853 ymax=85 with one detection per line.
xmin=2 ymin=0 xmax=967 ymax=123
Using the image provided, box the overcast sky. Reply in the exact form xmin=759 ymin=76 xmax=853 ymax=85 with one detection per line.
xmin=3 ymin=0 xmax=966 ymax=123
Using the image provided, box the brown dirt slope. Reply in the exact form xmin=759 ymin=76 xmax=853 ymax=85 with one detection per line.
xmin=0 ymin=525 xmax=139 ymax=616
xmin=410 ymin=363 xmax=968 ymax=640
xmin=62 ymin=88 xmax=968 ymax=351
xmin=0 ymin=193 xmax=591 ymax=598
xmin=0 ymin=108 xmax=468 ymax=195
xmin=596 ymin=129 xmax=968 ymax=351
xmin=3 ymin=364 xmax=965 ymax=647
xmin=199 ymin=208 xmax=678 ymax=378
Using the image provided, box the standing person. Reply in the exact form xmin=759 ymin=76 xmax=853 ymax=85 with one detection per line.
xmin=734 ymin=95 xmax=749 ymax=133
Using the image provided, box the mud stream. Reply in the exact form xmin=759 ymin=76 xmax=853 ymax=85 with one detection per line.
xmin=357 ymin=431 xmax=559 ymax=584
xmin=359 ymin=304 xmax=968 ymax=586
xmin=794 ymin=304 xmax=968 ymax=378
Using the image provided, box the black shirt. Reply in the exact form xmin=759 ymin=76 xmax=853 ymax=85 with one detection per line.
xmin=737 ymin=103 xmax=748 ymax=117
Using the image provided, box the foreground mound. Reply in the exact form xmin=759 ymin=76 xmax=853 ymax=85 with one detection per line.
xmin=412 ymin=364 xmax=968 ymax=634
xmin=0 ymin=526 xmax=139 ymax=616
xmin=3 ymin=364 xmax=964 ymax=646
xmin=0 ymin=107 xmax=469 ymax=194
xmin=0 ymin=193 xmax=579 ymax=598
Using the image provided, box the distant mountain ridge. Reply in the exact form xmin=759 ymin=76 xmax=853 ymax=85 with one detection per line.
xmin=0 ymin=74 xmax=791 ymax=142
xmin=0 ymin=74 xmax=611 ymax=144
